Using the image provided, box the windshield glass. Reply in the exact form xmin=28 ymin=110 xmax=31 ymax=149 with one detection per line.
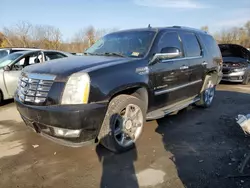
xmin=0 ymin=53 xmax=23 ymax=68
xmin=0 ymin=50 xmax=9 ymax=59
xmin=85 ymin=30 xmax=156 ymax=58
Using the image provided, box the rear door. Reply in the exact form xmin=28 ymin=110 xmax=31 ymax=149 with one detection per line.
xmin=179 ymin=31 xmax=205 ymax=97
xmin=150 ymin=31 xmax=191 ymax=109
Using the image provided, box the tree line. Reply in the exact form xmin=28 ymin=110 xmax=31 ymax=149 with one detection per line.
xmin=0 ymin=21 xmax=116 ymax=53
xmin=0 ymin=21 xmax=249 ymax=53
xmin=201 ymin=21 xmax=250 ymax=47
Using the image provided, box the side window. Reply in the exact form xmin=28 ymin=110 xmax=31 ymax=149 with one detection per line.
xmin=158 ymin=32 xmax=183 ymax=57
xmin=181 ymin=33 xmax=202 ymax=57
xmin=44 ymin=52 xmax=66 ymax=61
xmin=14 ymin=52 xmax=42 ymax=69
xmin=201 ymin=34 xmax=221 ymax=58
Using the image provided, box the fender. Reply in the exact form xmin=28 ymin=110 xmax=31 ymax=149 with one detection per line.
xmin=87 ymin=60 xmax=153 ymax=103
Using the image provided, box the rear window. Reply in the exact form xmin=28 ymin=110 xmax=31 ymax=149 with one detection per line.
xmin=201 ymin=34 xmax=221 ymax=58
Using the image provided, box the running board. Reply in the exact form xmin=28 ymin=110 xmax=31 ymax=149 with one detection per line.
xmin=146 ymin=96 xmax=200 ymax=120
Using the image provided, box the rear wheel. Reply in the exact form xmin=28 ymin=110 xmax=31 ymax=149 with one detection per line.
xmin=196 ymin=75 xmax=215 ymax=108
xmin=98 ymin=95 xmax=146 ymax=153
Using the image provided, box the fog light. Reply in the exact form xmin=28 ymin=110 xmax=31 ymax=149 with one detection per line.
xmin=53 ymin=127 xmax=82 ymax=138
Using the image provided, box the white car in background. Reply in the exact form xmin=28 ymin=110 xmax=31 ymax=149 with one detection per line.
xmin=0 ymin=47 xmax=39 ymax=60
xmin=0 ymin=50 xmax=73 ymax=103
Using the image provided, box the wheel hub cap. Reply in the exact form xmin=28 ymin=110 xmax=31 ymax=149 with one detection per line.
xmin=113 ymin=104 xmax=143 ymax=147
xmin=125 ymin=119 xmax=133 ymax=130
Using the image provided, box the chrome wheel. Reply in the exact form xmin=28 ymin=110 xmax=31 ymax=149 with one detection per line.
xmin=113 ymin=104 xmax=143 ymax=147
xmin=204 ymin=80 xmax=215 ymax=105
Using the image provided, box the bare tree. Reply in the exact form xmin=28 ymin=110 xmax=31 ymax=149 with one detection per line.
xmin=201 ymin=26 xmax=209 ymax=33
xmin=2 ymin=21 xmax=33 ymax=47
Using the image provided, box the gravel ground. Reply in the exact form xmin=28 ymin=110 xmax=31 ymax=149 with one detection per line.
xmin=0 ymin=84 xmax=250 ymax=188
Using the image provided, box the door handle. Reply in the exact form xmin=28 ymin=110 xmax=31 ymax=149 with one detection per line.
xmin=202 ymin=61 xmax=208 ymax=65
xmin=180 ymin=65 xmax=189 ymax=70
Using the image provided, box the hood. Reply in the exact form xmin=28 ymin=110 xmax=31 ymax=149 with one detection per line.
xmin=219 ymin=44 xmax=250 ymax=60
xmin=23 ymin=55 xmax=137 ymax=78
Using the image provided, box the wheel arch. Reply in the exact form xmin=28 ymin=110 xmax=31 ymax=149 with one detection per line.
xmin=109 ymin=85 xmax=150 ymax=111
xmin=206 ymin=70 xmax=220 ymax=85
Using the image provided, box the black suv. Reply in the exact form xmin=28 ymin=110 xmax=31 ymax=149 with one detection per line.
xmin=15 ymin=26 xmax=222 ymax=153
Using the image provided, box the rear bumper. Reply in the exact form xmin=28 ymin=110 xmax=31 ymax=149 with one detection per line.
xmin=222 ymin=71 xmax=245 ymax=82
xmin=15 ymin=97 xmax=108 ymax=147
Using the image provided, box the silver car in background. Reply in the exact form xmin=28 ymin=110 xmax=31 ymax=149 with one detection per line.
xmin=219 ymin=44 xmax=250 ymax=85
xmin=0 ymin=50 xmax=72 ymax=103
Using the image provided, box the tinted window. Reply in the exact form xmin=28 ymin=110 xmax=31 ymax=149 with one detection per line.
xmin=158 ymin=32 xmax=183 ymax=56
xmin=44 ymin=52 xmax=66 ymax=60
xmin=202 ymin=34 xmax=221 ymax=58
xmin=181 ymin=33 xmax=201 ymax=57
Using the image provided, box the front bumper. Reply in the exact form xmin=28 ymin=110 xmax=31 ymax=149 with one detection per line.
xmin=15 ymin=97 xmax=108 ymax=147
xmin=222 ymin=71 xmax=245 ymax=82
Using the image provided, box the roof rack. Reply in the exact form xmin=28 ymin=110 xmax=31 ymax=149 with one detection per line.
xmin=172 ymin=26 xmax=207 ymax=33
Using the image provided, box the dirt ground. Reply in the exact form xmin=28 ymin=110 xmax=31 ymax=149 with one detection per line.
xmin=0 ymin=84 xmax=250 ymax=188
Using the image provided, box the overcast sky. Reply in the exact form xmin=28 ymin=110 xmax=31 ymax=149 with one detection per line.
xmin=1 ymin=0 xmax=250 ymax=40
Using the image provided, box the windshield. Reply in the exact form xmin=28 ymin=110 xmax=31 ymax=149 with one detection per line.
xmin=0 ymin=50 xmax=9 ymax=59
xmin=0 ymin=53 xmax=23 ymax=68
xmin=85 ymin=30 xmax=156 ymax=58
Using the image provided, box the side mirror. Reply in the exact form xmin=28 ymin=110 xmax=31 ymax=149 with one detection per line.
xmin=150 ymin=47 xmax=182 ymax=64
xmin=160 ymin=47 xmax=181 ymax=58
xmin=3 ymin=65 xmax=11 ymax=71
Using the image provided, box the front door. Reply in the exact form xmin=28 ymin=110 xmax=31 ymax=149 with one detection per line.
xmin=149 ymin=31 xmax=191 ymax=110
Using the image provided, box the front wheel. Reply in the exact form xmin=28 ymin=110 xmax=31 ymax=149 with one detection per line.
xmin=196 ymin=75 xmax=216 ymax=108
xmin=98 ymin=95 xmax=146 ymax=153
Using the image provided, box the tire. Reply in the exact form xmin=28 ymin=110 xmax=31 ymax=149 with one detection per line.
xmin=242 ymin=74 xmax=250 ymax=85
xmin=196 ymin=75 xmax=216 ymax=108
xmin=0 ymin=90 xmax=3 ymax=106
xmin=98 ymin=94 xmax=146 ymax=153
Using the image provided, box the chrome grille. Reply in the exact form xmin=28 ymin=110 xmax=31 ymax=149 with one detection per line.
xmin=17 ymin=73 xmax=55 ymax=104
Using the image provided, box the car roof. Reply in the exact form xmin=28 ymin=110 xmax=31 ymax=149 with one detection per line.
xmin=10 ymin=49 xmax=73 ymax=56
xmin=11 ymin=50 xmax=39 ymax=55
xmin=0 ymin=47 xmax=40 ymax=51
xmin=109 ymin=26 xmax=208 ymax=35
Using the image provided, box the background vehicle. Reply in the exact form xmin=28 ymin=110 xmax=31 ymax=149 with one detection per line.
xmin=15 ymin=26 xmax=222 ymax=153
xmin=0 ymin=47 xmax=39 ymax=60
xmin=0 ymin=50 xmax=72 ymax=103
xmin=219 ymin=44 xmax=250 ymax=84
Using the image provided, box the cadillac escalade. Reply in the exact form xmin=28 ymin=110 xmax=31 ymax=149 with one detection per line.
xmin=14 ymin=26 xmax=222 ymax=153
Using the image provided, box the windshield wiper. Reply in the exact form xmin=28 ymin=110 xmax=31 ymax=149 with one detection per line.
xmin=102 ymin=52 xmax=125 ymax=57
xmin=84 ymin=52 xmax=125 ymax=57
xmin=83 ymin=52 xmax=97 ymax=56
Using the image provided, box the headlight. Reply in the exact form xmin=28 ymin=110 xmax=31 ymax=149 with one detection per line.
xmin=61 ymin=72 xmax=90 ymax=104
xmin=233 ymin=68 xmax=247 ymax=72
